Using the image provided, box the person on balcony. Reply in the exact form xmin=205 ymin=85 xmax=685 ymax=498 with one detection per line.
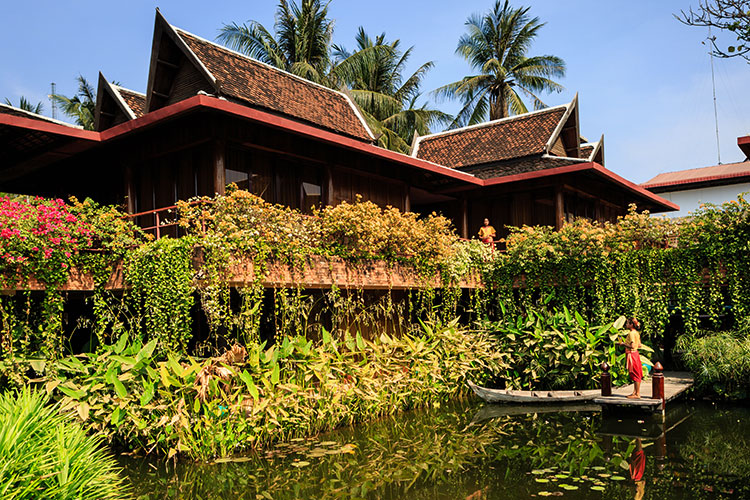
xmin=478 ymin=218 xmax=496 ymax=248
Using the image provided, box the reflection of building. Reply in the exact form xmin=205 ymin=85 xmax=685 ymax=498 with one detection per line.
xmin=0 ymin=11 xmax=675 ymax=237
xmin=642 ymin=136 xmax=750 ymax=218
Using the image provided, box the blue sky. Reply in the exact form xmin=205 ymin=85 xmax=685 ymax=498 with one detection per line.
xmin=2 ymin=1 xmax=749 ymax=183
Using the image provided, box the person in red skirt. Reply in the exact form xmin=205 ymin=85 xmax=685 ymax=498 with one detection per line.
xmin=621 ymin=317 xmax=643 ymax=399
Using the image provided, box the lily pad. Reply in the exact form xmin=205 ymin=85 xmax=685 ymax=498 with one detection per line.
xmin=535 ymin=478 xmax=550 ymax=483
xmin=531 ymin=470 xmax=546 ymax=475
xmin=611 ymin=475 xmax=626 ymax=481
xmin=291 ymin=461 xmax=310 ymax=468
xmin=590 ymin=485 xmax=605 ymax=491
xmin=559 ymin=484 xmax=579 ymax=490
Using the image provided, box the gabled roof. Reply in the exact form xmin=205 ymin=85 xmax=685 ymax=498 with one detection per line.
xmin=412 ymin=96 xmax=579 ymax=170
xmin=94 ymin=73 xmax=147 ymax=130
xmin=143 ymin=11 xmax=374 ymax=143
xmin=580 ymin=135 xmax=604 ymax=165
xmin=641 ymin=161 xmax=750 ymax=191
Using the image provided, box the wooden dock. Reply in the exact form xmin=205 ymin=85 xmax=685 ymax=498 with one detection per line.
xmin=593 ymin=371 xmax=693 ymax=419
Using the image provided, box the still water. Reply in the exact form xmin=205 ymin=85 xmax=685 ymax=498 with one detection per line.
xmin=121 ymin=399 xmax=750 ymax=499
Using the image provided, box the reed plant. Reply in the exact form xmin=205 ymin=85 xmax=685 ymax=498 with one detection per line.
xmin=677 ymin=326 xmax=750 ymax=399
xmin=0 ymin=388 xmax=128 ymax=499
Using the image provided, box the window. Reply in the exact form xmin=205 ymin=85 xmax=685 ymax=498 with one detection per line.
xmin=301 ymin=181 xmax=322 ymax=212
xmin=226 ymin=168 xmax=249 ymax=191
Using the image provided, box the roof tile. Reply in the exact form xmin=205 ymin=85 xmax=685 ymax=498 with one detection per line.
xmin=176 ymin=29 xmax=373 ymax=142
xmin=415 ymin=107 xmax=565 ymax=169
xmin=115 ymin=87 xmax=146 ymax=118
xmin=642 ymin=161 xmax=750 ymax=189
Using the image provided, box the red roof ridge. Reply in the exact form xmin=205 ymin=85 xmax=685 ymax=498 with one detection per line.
xmin=0 ymin=102 xmax=83 ymax=129
xmin=170 ymin=24 xmax=376 ymax=142
xmin=411 ymin=102 xmax=570 ymax=157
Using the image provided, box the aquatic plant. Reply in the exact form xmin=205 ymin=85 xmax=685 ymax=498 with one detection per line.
xmin=0 ymin=387 xmax=128 ymax=500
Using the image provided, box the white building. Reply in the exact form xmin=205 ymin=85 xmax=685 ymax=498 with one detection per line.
xmin=642 ymin=136 xmax=750 ymax=218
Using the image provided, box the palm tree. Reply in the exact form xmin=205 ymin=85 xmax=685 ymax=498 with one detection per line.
xmin=332 ymin=28 xmax=451 ymax=153
xmin=435 ymin=0 xmax=566 ymax=127
xmin=3 ymin=96 xmax=44 ymax=114
xmin=217 ymin=0 xmax=333 ymax=83
xmin=50 ymin=75 xmax=96 ymax=130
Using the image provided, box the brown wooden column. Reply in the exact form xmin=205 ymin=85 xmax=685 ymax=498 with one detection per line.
xmin=460 ymin=198 xmax=469 ymax=239
xmin=212 ymin=140 xmax=226 ymax=196
xmin=554 ymin=187 xmax=564 ymax=230
xmin=325 ymin=166 xmax=334 ymax=206
xmin=404 ymin=185 xmax=411 ymax=213
xmin=124 ymin=164 xmax=136 ymax=214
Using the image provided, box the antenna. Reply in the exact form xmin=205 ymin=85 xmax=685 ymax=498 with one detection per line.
xmin=50 ymin=82 xmax=57 ymax=120
xmin=708 ymin=26 xmax=721 ymax=164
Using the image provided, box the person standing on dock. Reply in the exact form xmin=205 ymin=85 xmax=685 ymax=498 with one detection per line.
xmin=622 ymin=318 xmax=643 ymax=399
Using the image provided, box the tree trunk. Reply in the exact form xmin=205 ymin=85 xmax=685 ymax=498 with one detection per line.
xmin=489 ymin=85 xmax=508 ymax=120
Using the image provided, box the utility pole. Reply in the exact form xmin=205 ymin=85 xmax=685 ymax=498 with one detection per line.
xmin=50 ymin=82 xmax=57 ymax=120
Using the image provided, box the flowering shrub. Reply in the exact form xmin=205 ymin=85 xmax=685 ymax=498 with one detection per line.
xmin=179 ymin=190 xmax=461 ymax=268
xmin=0 ymin=196 xmax=93 ymax=285
xmin=317 ymin=197 xmax=457 ymax=265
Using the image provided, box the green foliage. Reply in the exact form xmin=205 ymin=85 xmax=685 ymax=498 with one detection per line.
xmin=217 ymin=0 xmax=334 ymax=84
xmin=50 ymin=75 xmax=97 ymax=130
xmin=3 ymin=96 xmax=43 ymax=114
xmin=677 ymin=324 xmax=750 ymax=399
xmin=481 ymin=307 xmax=635 ymax=389
xmin=0 ymin=388 xmax=128 ymax=500
xmin=22 ymin=319 xmax=505 ymax=461
xmin=435 ymin=0 xmax=566 ymax=126
xmin=124 ymin=237 xmax=196 ymax=354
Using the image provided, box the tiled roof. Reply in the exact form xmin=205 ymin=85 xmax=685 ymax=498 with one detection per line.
xmin=642 ymin=161 xmax=750 ymax=189
xmin=413 ymin=106 xmax=567 ymax=169
xmin=462 ymin=155 xmax=585 ymax=180
xmin=174 ymin=29 xmax=374 ymax=142
xmin=114 ymin=86 xmax=146 ymax=118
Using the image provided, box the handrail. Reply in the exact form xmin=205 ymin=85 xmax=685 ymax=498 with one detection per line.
xmin=125 ymin=199 xmax=212 ymax=239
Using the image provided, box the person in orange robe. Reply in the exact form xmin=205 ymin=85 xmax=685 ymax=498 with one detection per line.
xmin=478 ymin=218 xmax=496 ymax=247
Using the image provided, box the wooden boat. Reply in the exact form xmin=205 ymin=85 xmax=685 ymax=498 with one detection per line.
xmin=467 ymin=380 xmax=600 ymax=404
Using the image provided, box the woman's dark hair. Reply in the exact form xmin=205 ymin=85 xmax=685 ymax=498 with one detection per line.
xmin=624 ymin=317 xmax=641 ymax=330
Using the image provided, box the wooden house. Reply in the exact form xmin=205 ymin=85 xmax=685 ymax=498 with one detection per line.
xmin=0 ymin=10 xmax=676 ymax=239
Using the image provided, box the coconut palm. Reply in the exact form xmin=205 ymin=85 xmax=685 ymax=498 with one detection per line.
xmin=218 ymin=0 xmax=333 ymax=83
xmin=50 ymin=75 xmax=96 ymax=130
xmin=3 ymin=96 xmax=44 ymax=114
xmin=332 ymin=28 xmax=451 ymax=153
xmin=435 ymin=0 xmax=566 ymax=127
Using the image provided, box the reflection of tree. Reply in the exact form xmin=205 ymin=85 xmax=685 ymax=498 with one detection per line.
xmin=122 ymin=405 xmax=628 ymax=499
xmin=121 ymin=403 xmax=750 ymax=499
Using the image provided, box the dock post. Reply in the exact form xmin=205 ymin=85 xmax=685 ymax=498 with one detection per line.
xmin=600 ymin=361 xmax=611 ymax=396
xmin=652 ymin=362 xmax=665 ymax=410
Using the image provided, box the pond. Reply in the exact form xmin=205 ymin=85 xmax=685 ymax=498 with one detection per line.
xmin=121 ymin=399 xmax=750 ymax=499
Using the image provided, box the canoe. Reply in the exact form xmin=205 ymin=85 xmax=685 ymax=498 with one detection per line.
xmin=467 ymin=380 xmax=600 ymax=404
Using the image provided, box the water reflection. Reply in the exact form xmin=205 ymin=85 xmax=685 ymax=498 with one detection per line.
xmin=121 ymin=401 xmax=750 ymax=499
